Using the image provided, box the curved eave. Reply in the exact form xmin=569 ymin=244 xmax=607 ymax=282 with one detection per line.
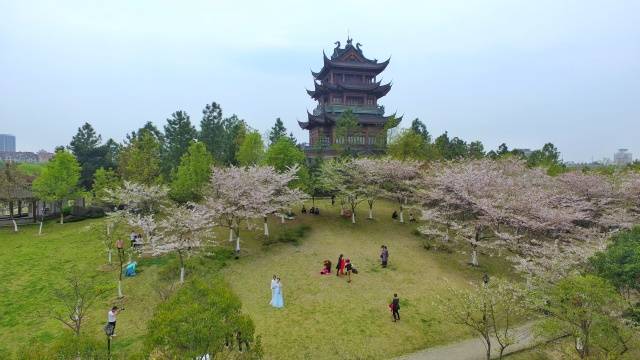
xmin=298 ymin=120 xmax=310 ymax=130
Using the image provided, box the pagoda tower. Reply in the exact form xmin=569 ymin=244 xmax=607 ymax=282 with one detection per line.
xmin=299 ymin=38 xmax=401 ymax=158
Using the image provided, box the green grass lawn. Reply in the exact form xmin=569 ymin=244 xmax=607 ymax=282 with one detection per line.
xmin=224 ymin=199 xmax=518 ymax=360
xmin=0 ymin=219 xmax=171 ymax=356
xmin=0 ymin=199 xmax=519 ymax=359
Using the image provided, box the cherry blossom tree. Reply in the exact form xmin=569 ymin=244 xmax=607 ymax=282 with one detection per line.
xmin=154 ymin=204 xmax=216 ymax=283
xmin=105 ymin=181 xmax=169 ymax=215
xmin=321 ymin=159 xmax=367 ymax=224
xmin=375 ymin=158 xmax=422 ymax=223
xmin=105 ymin=181 xmax=169 ymax=296
xmin=351 ymin=158 xmax=386 ymax=220
xmin=203 ymin=165 xmax=305 ymax=254
xmin=418 ymin=158 xmax=616 ymax=275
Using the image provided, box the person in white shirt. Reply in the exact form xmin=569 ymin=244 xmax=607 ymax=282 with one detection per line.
xmin=107 ymin=306 xmax=120 ymax=336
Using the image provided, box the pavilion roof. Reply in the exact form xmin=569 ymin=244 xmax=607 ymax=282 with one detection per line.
xmin=298 ymin=110 xmax=401 ymax=130
xmin=311 ymin=39 xmax=390 ymax=79
xmin=306 ymin=81 xmax=392 ymax=99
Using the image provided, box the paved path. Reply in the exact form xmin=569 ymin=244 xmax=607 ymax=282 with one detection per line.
xmin=395 ymin=321 xmax=540 ymax=360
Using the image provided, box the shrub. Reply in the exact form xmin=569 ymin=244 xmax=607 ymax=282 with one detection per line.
xmin=274 ymin=224 xmax=311 ymax=245
xmin=15 ymin=334 xmax=109 ymax=360
xmin=145 ymin=278 xmax=262 ymax=359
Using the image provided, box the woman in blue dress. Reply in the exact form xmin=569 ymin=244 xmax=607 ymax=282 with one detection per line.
xmin=271 ymin=277 xmax=284 ymax=308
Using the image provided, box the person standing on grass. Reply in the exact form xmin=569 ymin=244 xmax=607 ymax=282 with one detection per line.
xmin=336 ymin=254 xmax=345 ymax=277
xmin=269 ymin=275 xmax=277 ymax=305
xmin=380 ymin=245 xmax=389 ymax=268
xmin=390 ymin=294 xmax=400 ymax=322
xmin=107 ymin=306 xmax=120 ymax=336
xmin=272 ymin=277 xmax=284 ymax=308
xmin=345 ymin=258 xmax=355 ymax=283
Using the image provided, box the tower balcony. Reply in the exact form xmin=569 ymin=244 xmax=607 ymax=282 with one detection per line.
xmin=312 ymin=104 xmax=385 ymax=116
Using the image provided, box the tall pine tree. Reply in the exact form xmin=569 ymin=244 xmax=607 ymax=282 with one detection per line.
xmin=199 ymin=102 xmax=225 ymax=163
xmin=164 ymin=111 xmax=197 ymax=178
xmin=269 ymin=118 xmax=287 ymax=144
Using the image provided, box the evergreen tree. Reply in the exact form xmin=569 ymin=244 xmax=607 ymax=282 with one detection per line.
xmin=125 ymin=121 xmax=164 ymax=145
xmin=170 ymin=141 xmax=213 ymax=203
xmin=118 ymin=130 xmax=162 ymax=184
xmin=269 ymin=118 xmax=287 ymax=144
xmin=467 ymin=141 xmax=486 ymax=159
xmin=69 ymin=122 xmax=115 ymax=190
xmin=224 ymin=115 xmax=247 ymax=165
xmin=92 ymin=167 xmax=121 ymax=206
xmin=410 ymin=118 xmax=431 ymax=143
xmin=164 ymin=111 xmax=198 ymax=177
xmin=199 ymin=102 xmax=225 ymax=163
xmin=434 ymin=131 xmax=451 ymax=159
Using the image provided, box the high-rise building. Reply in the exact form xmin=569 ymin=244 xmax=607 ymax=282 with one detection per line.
xmin=0 ymin=134 xmax=16 ymax=152
xmin=614 ymin=148 xmax=633 ymax=166
xmin=299 ymin=38 xmax=401 ymax=158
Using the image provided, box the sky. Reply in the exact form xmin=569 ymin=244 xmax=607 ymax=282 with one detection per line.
xmin=1 ymin=0 xmax=639 ymax=162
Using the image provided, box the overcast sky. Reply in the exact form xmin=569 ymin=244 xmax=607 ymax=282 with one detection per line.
xmin=1 ymin=0 xmax=638 ymax=162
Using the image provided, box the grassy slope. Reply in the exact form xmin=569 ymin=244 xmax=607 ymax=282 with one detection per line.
xmin=0 ymin=220 xmax=168 ymax=355
xmin=0 ymin=199 xmax=517 ymax=359
xmin=224 ymin=199 xmax=517 ymax=360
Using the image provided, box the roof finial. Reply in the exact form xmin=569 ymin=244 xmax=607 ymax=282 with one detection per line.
xmin=347 ymin=29 xmax=352 ymax=45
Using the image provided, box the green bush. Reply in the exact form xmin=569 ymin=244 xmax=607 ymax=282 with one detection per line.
xmin=274 ymin=224 xmax=311 ymax=245
xmin=145 ymin=278 xmax=262 ymax=359
xmin=62 ymin=206 xmax=72 ymax=216
xmin=15 ymin=334 xmax=109 ymax=360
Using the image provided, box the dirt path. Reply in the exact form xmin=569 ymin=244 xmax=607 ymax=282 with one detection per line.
xmin=395 ymin=321 xmax=540 ymax=360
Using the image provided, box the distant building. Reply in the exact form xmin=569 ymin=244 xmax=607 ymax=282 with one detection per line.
xmin=0 ymin=151 xmax=38 ymax=163
xmin=614 ymin=149 xmax=632 ymax=166
xmin=37 ymin=149 xmax=54 ymax=162
xmin=0 ymin=134 xmax=16 ymax=152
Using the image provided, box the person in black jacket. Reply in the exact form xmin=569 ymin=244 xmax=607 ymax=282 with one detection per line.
xmin=391 ymin=294 xmax=400 ymax=322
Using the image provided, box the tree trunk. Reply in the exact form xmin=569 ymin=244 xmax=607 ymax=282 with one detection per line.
xmin=281 ymin=214 xmax=285 ymax=224
xmin=108 ymin=249 xmax=112 ymax=264
xmin=229 ymin=227 xmax=234 ymax=242
xmin=235 ymin=235 xmax=241 ymax=254
xmin=178 ymin=250 xmax=185 ymax=284
xmin=486 ymin=338 xmax=491 ymax=360
xmin=340 ymin=207 xmax=344 ymax=216
xmin=472 ymin=249 xmax=479 ymax=266
xmin=17 ymin=200 xmax=22 ymax=217
xmin=399 ymin=209 xmax=404 ymax=223
xmin=60 ymin=211 xmax=64 ymax=225
xmin=118 ymin=280 xmax=123 ymax=298
xmin=38 ymin=221 xmax=43 ymax=235
xmin=12 ymin=219 xmax=17 ymax=232
xmin=264 ymin=217 xmax=269 ymax=237
xmin=9 ymin=201 xmax=13 ymax=218
xmin=351 ymin=212 xmax=356 ymax=224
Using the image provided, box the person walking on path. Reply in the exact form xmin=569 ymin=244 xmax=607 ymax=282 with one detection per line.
xmin=380 ymin=245 xmax=389 ymax=268
xmin=390 ymin=294 xmax=400 ymax=322
xmin=271 ymin=277 xmax=284 ymax=308
xmin=107 ymin=306 xmax=120 ymax=337
xmin=336 ymin=254 xmax=345 ymax=276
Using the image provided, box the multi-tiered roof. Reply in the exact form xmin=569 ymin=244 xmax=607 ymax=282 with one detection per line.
xmin=299 ymin=38 xmax=400 ymax=131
